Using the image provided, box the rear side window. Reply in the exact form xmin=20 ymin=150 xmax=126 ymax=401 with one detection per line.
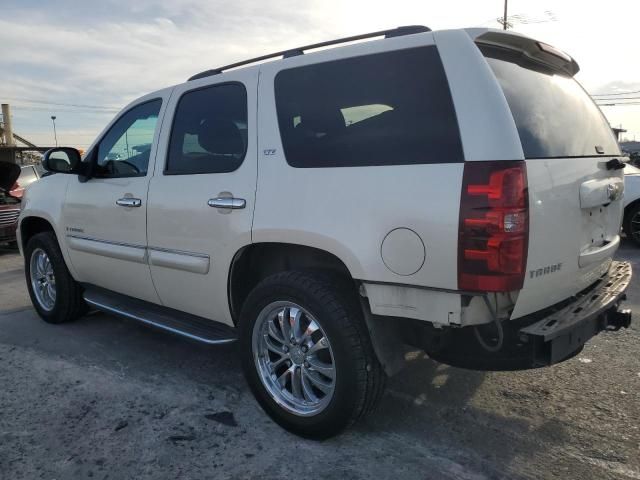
xmin=274 ymin=46 xmax=463 ymax=168
xmin=166 ymin=83 xmax=247 ymax=175
xmin=481 ymin=46 xmax=620 ymax=158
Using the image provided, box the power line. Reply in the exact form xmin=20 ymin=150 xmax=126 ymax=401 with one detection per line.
xmin=3 ymin=96 xmax=120 ymax=112
xmin=597 ymin=102 xmax=640 ymax=106
xmin=594 ymin=96 xmax=640 ymax=101
xmin=592 ymin=90 xmax=640 ymax=97
xmin=595 ymin=97 xmax=640 ymax=103
xmin=47 ymin=133 xmax=98 ymax=137
xmin=9 ymin=105 xmax=118 ymax=114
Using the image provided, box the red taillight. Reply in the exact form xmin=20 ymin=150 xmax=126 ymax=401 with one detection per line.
xmin=458 ymin=161 xmax=528 ymax=292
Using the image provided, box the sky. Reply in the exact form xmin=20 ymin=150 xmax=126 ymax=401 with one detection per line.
xmin=2 ymin=0 xmax=640 ymax=148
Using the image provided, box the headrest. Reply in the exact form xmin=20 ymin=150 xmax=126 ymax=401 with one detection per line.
xmin=298 ymin=107 xmax=345 ymax=136
xmin=196 ymin=118 xmax=244 ymax=155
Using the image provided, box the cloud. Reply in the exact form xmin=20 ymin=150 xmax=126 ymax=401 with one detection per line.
xmin=3 ymin=0 xmax=640 ymax=144
xmin=1 ymin=0 xmax=340 ymax=145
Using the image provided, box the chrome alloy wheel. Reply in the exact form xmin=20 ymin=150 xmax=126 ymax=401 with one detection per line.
xmin=30 ymin=248 xmax=56 ymax=311
xmin=252 ymin=301 xmax=336 ymax=416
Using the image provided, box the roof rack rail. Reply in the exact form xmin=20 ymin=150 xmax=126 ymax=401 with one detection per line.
xmin=188 ymin=25 xmax=431 ymax=81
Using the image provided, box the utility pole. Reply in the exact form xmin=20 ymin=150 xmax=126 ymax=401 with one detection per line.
xmin=503 ymin=0 xmax=508 ymax=30
xmin=51 ymin=115 xmax=58 ymax=147
xmin=0 ymin=103 xmax=18 ymax=164
xmin=1 ymin=104 xmax=15 ymax=147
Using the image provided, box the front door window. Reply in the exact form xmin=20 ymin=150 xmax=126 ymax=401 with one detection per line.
xmin=95 ymin=99 xmax=162 ymax=177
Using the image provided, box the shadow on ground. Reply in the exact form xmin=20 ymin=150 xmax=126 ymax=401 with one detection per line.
xmin=1 ymin=244 xmax=638 ymax=479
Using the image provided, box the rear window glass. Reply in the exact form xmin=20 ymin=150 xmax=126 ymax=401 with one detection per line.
xmin=481 ymin=46 xmax=620 ymax=158
xmin=274 ymin=46 xmax=463 ymax=168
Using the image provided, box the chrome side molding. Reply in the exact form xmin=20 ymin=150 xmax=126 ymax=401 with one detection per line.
xmin=66 ymin=235 xmax=209 ymax=273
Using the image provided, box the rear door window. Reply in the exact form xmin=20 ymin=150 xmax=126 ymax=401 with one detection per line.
xmin=274 ymin=46 xmax=463 ymax=168
xmin=166 ymin=83 xmax=247 ymax=175
xmin=480 ymin=46 xmax=620 ymax=159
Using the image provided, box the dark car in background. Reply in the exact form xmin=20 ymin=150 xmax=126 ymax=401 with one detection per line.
xmin=0 ymin=163 xmax=35 ymax=246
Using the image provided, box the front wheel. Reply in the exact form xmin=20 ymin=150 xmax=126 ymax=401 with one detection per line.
xmin=624 ymin=203 xmax=640 ymax=246
xmin=239 ymin=271 xmax=385 ymax=439
xmin=25 ymin=231 xmax=86 ymax=324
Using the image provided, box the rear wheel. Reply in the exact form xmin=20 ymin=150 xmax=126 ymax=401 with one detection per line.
xmin=239 ymin=271 xmax=385 ymax=439
xmin=624 ymin=203 xmax=640 ymax=246
xmin=25 ymin=232 xmax=86 ymax=324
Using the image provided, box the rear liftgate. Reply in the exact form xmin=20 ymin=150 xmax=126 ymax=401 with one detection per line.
xmin=425 ymin=160 xmax=632 ymax=370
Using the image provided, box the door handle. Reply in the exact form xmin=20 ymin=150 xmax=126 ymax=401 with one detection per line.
xmin=208 ymin=197 xmax=246 ymax=209
xmin=116 ymin=197 xmax=142 ymax=208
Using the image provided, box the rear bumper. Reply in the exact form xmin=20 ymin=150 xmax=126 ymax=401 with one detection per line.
xmin=424 ymin=261 xmax=632 ymax=370
xmin=519 ymin=260 xmax=631 ymax=366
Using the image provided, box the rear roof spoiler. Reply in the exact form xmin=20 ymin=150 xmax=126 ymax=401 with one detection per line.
xmin=472 ymin=30 xmax=579 ymax=77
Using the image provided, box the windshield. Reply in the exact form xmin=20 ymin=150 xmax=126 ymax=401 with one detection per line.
xmin=480 ymin=46 xmax=620 ymax=159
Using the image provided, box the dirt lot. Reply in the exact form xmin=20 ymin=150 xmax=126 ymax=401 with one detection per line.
xmin=0 ymin=242 xmax=638 ymax=480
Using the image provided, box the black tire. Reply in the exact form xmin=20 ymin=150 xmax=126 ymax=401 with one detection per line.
xmin=239 ymin=270 xmax=386 ymax=439
xmin=24 ymin=231 xmax=86 ymax=324
xmin=624 ymin=203 xmax=640 ymax=246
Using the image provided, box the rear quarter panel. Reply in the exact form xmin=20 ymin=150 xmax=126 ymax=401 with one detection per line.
xmin=253 ymin=31 xmax=514 ymax=292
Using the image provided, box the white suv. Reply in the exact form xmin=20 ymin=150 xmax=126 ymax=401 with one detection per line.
xmin=18 ymin=26 xmax=632 ymax=438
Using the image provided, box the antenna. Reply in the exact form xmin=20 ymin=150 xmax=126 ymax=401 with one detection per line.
xmin=497 ymin=8 xmax=557 ymax=30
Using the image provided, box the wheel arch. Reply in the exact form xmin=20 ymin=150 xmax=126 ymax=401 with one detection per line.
xmin=623 ymin=199 xmax=640 ymax=233
xmin=228 ymin=242 xmax=355 ymax=325
xmin=20 ymin=216 xmax=56 ymax=250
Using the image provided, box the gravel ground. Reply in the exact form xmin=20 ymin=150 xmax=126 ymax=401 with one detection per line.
xmin=0 ymin=242 xmax=638 ymax=480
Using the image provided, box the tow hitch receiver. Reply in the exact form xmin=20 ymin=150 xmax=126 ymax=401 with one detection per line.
xmin=606 ymin=308 xmax=632 ymax=331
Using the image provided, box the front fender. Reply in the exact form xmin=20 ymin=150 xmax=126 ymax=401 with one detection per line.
xmin=18 ymin=174 xmax=78 ymax=278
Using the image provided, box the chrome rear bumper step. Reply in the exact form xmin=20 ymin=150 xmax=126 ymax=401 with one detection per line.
xmin=83 ymin=285 xmax=237 ymax=345
xmin=519 ymin=260 xmax=632 ymax=365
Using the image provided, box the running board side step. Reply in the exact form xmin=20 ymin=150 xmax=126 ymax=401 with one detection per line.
xmin=82 ymin=285 xmax=237 ymax=345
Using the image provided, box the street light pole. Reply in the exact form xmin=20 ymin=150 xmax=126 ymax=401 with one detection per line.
xmin=50 ymin=115 xmax=58 ymax=147
xmin=503 ymin=0 xmax=508 ymax=30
